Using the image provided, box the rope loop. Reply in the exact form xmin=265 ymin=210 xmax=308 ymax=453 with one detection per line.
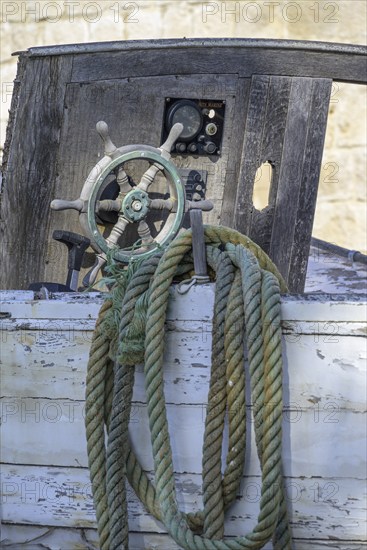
xmin=85 ymin=226 xmax=292 ymax=550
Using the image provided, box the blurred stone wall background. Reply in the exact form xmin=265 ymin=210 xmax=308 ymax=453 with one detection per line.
xmin=1 ymin=0 xmax=366 ymax=252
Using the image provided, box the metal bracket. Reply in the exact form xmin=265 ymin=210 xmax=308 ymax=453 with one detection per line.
xmin=177 ymin=209 xmax=210 ymax=294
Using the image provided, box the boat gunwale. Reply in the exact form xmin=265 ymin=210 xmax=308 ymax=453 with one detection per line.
xmin=14 ymin=37 xmax=367 ymax=59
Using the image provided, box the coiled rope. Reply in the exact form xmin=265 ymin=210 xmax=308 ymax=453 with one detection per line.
xmin=85 ymin=225 xmax=292 ymax=550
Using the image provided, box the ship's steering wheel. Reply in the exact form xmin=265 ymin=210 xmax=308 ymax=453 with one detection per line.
xmin=51 ymin=121 xmax=212 ymax=286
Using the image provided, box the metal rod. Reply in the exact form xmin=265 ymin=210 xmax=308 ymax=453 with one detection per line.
xmin=311 ymin=237 xmax=367 ymax=265
xmin=190 ymin=210 xmax=208 ymax=277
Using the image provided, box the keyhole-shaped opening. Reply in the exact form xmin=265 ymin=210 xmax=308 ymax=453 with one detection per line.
xmin=253 ymin=161 xmax=273 ymax=211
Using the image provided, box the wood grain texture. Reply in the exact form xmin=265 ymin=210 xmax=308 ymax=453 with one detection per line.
xmin=3 ymin=41 xmax=364 ymax=292
xmin=224 ymin=75 xmax=271 ymax=234
xmin=1 ymin=385 xmax=366 ymax=481
xmin=43 ymin=74 xmax=238 ymax=286
xmin=224 ymin=75 xmax=332 ymax=293
xmin=1 ymin=465 xmax=366 ymax=543
xmin=220 ymin=77 xmax=251 ymax=226
xmin=287 ymin=81 xmax=334 ymax=292
xmin=269 ymin=78 xmax=316 ymax=279
xmin=2 ymin=525 xmax=366 ymax=550
xmin=1 ymin=56 xmax=26 ymax=176
xmin=68 ymin=44 xmax=367 ymax=85
xmin=2 ymin=396 xmax=365 ymax=478
xmin=270 ymin=78 xmax=332 ymax=290
xmin=2 ymin=330 xmax=365 ymax=408
xmin=0 ymin=290 xmax=366 ymax=547
xmin=305 ymin=246 xmax=367 ymax=295
xmin=0 ymin=55 xmax=73 ymax=290
xmin=21 ymin=38 xmax=367 ymax=60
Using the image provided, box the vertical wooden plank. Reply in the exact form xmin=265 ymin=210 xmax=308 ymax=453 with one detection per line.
xmin=248 ymin=76 xmax=292 ymax=250
xmin=269 ymin=77 xmax=315 ymax=278
xmin=0 ymin=55 xmax=73 ymax=290
xmin=228 ymin=75 xmax=331 ymax=292
xmin=225 ymin=76 xmax=293 ymax=251
xmin=220 ymin=77 xmax=251 ymax=227
xmin=1 ymin=56 xmax=27 ymax=175
xmin=260 ymin=77 xmax=293 ymax=205
xmin=230 ymin=75 xmax=270 ymax=232
xmin=288 ymin=79 xmax=332 ymax=292
xmin=269 ymin=78 xmax=332 ymax=291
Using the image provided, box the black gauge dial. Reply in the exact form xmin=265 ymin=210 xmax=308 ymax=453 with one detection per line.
xmin=166 ymin=100 xmax=203 ymax=142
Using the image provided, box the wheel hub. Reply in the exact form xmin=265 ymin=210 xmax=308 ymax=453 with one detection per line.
xmin=122 ymin=189 xmax=150 ymax=222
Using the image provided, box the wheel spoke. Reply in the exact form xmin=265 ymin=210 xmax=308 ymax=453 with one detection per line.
xmin=137 ymin=123 xmax=183 ymax=192
xmin=138 ymin=162 xmax=164 ymax=192
xmin=137 ymin=221 xmax=154 ymax=246
xmin=97 ymin=199 xmax=122 ymax=213
xmin=106 ymin=215 xmax=130 ymax=247
xmin=116 ymin=166 xmax=133 ymax=194
xmin=149 ymin=198 xmax=176 ymax=212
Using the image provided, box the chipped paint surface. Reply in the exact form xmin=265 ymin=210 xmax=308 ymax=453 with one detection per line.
xmin=0 ymin=285 xmax=366 ymax=549
xmin=305 ymin=246 xmax=367 ymax=295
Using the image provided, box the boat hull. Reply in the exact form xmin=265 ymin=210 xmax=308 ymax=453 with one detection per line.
xmin=1 ymin=288 xmax=366 ymax=549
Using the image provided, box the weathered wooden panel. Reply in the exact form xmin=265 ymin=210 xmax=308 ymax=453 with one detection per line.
xmin=0 ymin=56 xmax=73 ymax=290
xmin=1 ymin=277 xmax=363 ymax=318
xmin=1 ymin=70 xmax=242 ymax=289
xmin=3 ymin=39 xmax=366 ymax=292
xmin=222 ymin=75 xmax=289 ymax=235
xmin=3 ymin=525 xmax=365 ymax=550
xmin=1 ymin=465 xmax=366 ymax=543
xmin=220 ymin=76 xmax=252 ymax=235
xmin=1 ymin=332 xmax=366 ymax=409
xmin=1 ymin=56 xmax=26 ymax=175
xmin=271 ymin=78 xmax=332 ymax=291
xmin=287 ymin=84 xmax=334 ymax=292
xmin=1 ymin=396 xmax=365 ymax=479
xmin=67 ymin=40 xmax=367 ymax=84
xmin=305 ymin=246 xmax=367 ymax=295
xmin=45 ymin=74 xmax=239 ymax=285
xmin=1 ymin=289 xmax=366 ymax=547
xmin=221 ymin=75 xmax=332 ymax=292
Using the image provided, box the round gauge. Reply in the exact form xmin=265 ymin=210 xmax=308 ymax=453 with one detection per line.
xmin=166 ymin=100 xmax=203 ymax=142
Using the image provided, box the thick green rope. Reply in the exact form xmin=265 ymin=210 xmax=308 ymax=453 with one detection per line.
xmin=222 ymin=269 xmax=246 ymax=505
xmin=85 ymin=298 xmax=112 ymax=550
xmin=201 ymin=247 xmax=235 ymax=540
xmin=85 ymin=225 xmax=292 ymax=550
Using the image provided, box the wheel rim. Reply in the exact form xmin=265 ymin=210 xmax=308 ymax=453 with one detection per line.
xmin=87 ymin=150 xmax=185 ymax=264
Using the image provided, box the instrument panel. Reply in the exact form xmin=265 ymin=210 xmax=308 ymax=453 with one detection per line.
xmin=162 ymin=97 xmax=226 ymax=156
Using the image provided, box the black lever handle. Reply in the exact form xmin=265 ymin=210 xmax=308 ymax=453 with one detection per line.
xmin=52 ymin=230 xmax=90 ymax=290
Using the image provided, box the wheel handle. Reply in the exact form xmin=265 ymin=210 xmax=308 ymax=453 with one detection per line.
xmin=87 ymin=148 xmax=186 ymax=265
xmin=51 ymin=122 xmax=191 ymax=285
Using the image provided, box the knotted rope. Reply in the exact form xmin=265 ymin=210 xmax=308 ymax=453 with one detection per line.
xmin=85 ymin=225 xmax=292 ymax=550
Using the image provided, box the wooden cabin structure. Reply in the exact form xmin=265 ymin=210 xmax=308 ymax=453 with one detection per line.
xmin=0 ymin=39 xmax=366 ymax=549
xmin=1 ymin=38 xmax=366 ymax=292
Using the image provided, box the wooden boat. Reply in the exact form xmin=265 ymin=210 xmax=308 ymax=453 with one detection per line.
xmin=0 ymin=39 xmax=366 ymax=549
